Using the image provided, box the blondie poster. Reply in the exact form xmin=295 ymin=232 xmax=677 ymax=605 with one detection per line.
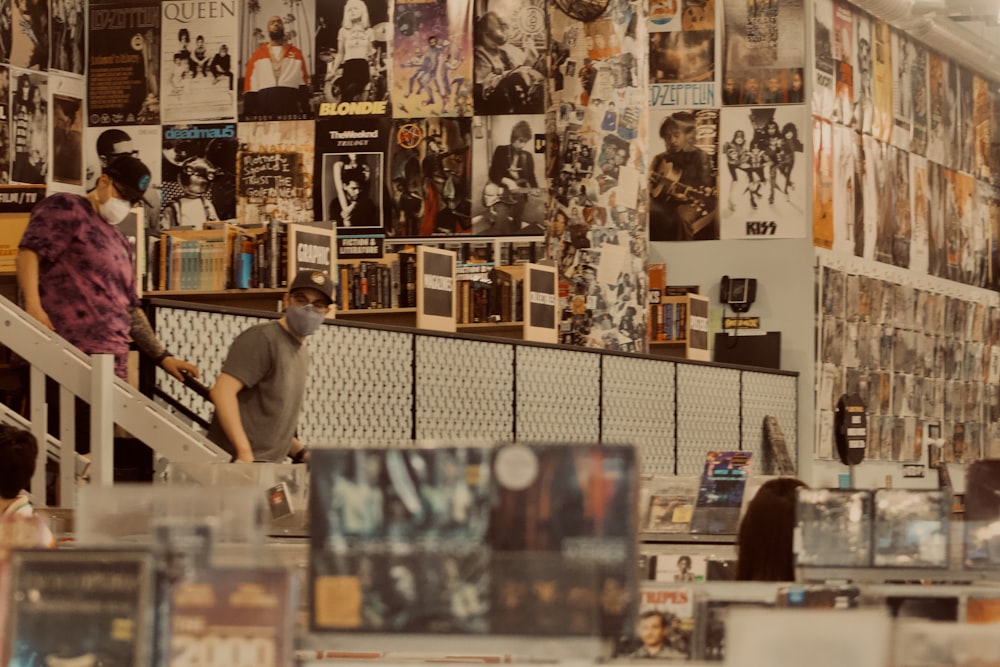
xmin=315 ymin=0 xmax=393 ymax=118
xmin=394 ymin=0 xmax=470 ymax=118
xmin=88 ymin=0 xmax=160 ymax=126
xmin=239 ymin=0 xmax=315 ymax=121
xmin=160 ymin=0 xmax=238 ymax=123
xmin=315 ymin=116 xmax=391 ymax=232
xmin=719 ymin=106 xmax=806 ymax=239
xmin=722 ymin=0 xmax=805 ymax=107
xmin=236 ymin=120 xmax=315 ymax=224
xmin=812 ymin=115 xmax=833 ymax=248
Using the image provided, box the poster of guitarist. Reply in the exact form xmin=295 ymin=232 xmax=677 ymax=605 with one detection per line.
xmin=477 ymin=118 xmax=544 ymax=235
xmin=473 ymin=8 xmax=545 ymax=115
xmin=649 ymin=110 xmax=719 ymax=241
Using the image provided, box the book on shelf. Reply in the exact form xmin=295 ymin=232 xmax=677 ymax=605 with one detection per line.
xmin=648 ymin=293 xmax=709 ymax=359
xmin=689 ymin=451 xmax=752 ymax=535
xmin=155 ymin=225 xmax=240 ymax=292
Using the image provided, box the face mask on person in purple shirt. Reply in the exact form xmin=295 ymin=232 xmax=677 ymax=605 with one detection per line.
xmin=99 ymin=196 xmax=132 ymax=225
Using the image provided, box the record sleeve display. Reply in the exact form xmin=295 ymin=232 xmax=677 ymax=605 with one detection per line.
xmin=4 ymin=549 xmax=155 ymax=667
xmin=964 ymin=460 xmax=1000 ymax=570
xmin=872 ymin=489 xmax=949 ymax=568
xmin=309 ymin=444 xmax=636 ymax=638
xmin=614 ymin=583 xmax=694 ymax=659
xmin=644 ymin=484 xmax=697 ymax=534
xmin=310 ymin=447 xmax=493 ymax=634
xmin=795 ymin=489 xmax=873 ymax=568
xmin=689 ymin=452 xmax=753 ymax=535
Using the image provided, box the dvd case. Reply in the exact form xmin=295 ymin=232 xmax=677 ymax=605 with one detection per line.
xmin=795 ymin=489 xmax=873 ymax=568
xmin=644 ymin=485 xmax=697 ymax=534
xmin=167 ymin=567 xmax=295 ymax=667
xmin=872 ymin=489 xmax=949 ymax=568
xmin=614 ymin=583 xmax=694 ymax=659
xmin=4 ymin=549 xmax=155 ymax=667
xmin=964 ymin=460 xmax=1000 ymax=570
xmin=309 ymin=443 xmax=637 ymax=638
xmin=310 ymin=447 xmax=493 ymax=633
xmin=689 ymin=452 xmax=753 ymax=535
xmin=693 ymin=599 xmax=772 ymax=662
xmin=489 ymin=444 xmax=636 ymax=638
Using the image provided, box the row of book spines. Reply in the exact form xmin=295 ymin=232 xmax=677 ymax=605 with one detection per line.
xmin=337 ymin=253 xmax=416 ymax=311
xmin=457 ymin=269 xmax=524 ymax=324
xmin=651 ymin=301 xmax=688 ymax=342
xmin=150 ymin=224 xmax=287 ymax=292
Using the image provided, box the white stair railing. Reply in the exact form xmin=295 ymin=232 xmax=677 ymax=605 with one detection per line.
xmin=0 ymin=294 xmax=228 ymax=507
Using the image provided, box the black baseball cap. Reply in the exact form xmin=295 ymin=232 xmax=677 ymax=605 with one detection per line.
xmin=103 ymin=154 xmax=152 ymax=204
xmin=289 ymin=270 xmax=335 ymax=306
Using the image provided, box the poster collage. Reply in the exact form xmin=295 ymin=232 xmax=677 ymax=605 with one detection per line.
xmin=816 ymin=255 xmax=1000 ymax=464
xmin=0 ymin=0 xmax=998 ymax=352
xmin=812 ymin=0 xmax=1000 ymax=291
xmin=0 ymin=0 xmax=624 ymax=234
xmin=648 ymin=0 xmax=809 ymax=242
xmin=0 ymin=0 xmax=653 ymax=353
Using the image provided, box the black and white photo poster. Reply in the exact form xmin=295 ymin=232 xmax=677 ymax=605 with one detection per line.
xmin=720 ymin=105 xmax=806 ymax=239
xmin=161 ymin=0 xmax=238 ymax=123
xmin=316 ymin=116 xmax=390 ymax=233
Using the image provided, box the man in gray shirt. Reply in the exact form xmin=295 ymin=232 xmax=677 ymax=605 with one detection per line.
xmin=208 ymin=270 xmax=334 ymax=463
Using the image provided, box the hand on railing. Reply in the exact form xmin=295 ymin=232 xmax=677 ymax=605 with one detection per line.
xmin=179 ymin=369 xmax=212 ymax=401
xmin=24 ymin=302 xmax=54 ymax=330
xmin=162 ymin=356 xmax=199 ymax=382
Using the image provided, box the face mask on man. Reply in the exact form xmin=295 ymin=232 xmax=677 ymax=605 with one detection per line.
xmin=285 ymin=304 xmax=327 ymax=337
xmin=99 ymin=196 xmax=132 ymax=225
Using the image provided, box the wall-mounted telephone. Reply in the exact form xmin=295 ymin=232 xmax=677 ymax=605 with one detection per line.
xmin=720 ymin=276 xmax=757 ymax=313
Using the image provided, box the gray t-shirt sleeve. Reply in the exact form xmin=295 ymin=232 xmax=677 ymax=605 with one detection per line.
xmin=221 ymin=325 xmax=273 ymax=388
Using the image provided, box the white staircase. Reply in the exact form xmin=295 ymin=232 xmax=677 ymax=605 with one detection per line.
xmin=0 ymin=294 xmax=228 ymax=507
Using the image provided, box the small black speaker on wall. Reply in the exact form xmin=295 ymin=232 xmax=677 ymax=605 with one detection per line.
xmin=713 ymin=332 xmax=781 ymax=369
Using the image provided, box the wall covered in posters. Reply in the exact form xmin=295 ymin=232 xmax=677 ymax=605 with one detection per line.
xmin=0 ymin=0 xmax=998 ymax=366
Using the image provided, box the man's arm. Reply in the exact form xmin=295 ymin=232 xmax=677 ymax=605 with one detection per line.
xmin=127 ymin=307 xmax=200 ymax=381
xmin=209 ymin=372 xmax=255 ymax=463
xmin=15 ymin=248 xmax=53 ymax=329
